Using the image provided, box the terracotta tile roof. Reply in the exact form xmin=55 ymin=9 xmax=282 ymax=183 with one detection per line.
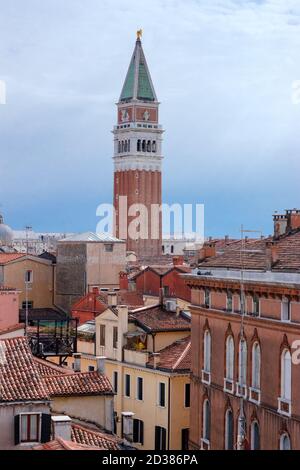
xmin=273 ymin=230 xmax=300 ymax=272
xmin=72 ymin=294 xmax=108 ymax=316
xmin=198 ymin=238 xmax=271 ymax=271
xmin=130 ymin=305 xmax=191 ymax=332
xmin=99 ymin=290 xmax=144 ymax=309
xmin=34 ymin=358 xmax=74 ymax=377
xmin=198 ymin=230 xmax=300 ymax=273
xmin=147 ymin=336 xmax=191 ymax=372
xmin=43 ymin=371 xmax=113 ymax=397
xmin=0 ymin=253 xmax=25 ymax=264
xmin=33 ymin=437 xmax=102 ymax=451
xmin=71 ymin=424 xmax=121 ymax=450
xmin=0 ymin=337 xmax=49 ymax=402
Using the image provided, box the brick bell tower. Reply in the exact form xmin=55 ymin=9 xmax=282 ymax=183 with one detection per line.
xmin=113 ymin=31 xmax=163 ymax=260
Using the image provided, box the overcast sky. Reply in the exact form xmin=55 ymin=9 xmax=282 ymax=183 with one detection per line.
xmin=0 ymin=0 xmax=300 ymax=237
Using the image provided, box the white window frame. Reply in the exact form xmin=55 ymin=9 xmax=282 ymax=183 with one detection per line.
xmin=24 ymin=270 xmax=33 ymax=284
xmin=236 ymin=339 xmax=247 ymax=398
xmin=278 ymin=349 xmax=292 ymax=416
xmin=281 ymin=298 xmax=291 ymax=322
xmin=19 ymin=412 xmax=42 ymax=444
xmin=280 ymin=433 xmax=291 ymax=450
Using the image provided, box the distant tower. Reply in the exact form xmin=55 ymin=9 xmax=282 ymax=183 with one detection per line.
xmin=113 ymin=31 xmax=163 ymax=259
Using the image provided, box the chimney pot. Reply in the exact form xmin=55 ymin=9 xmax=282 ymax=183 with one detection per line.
xmin=51 ymin=416 xmax=72 ymax=442
xmin=152 ymin=353 xmax=160 ymax=369
xmin=73 ymin=353 xmax=81 ymax=373
xmin=96 ymin=356 xmax=106 ymax=374
xmin=107 ymin=291 xmax=118 ymax=307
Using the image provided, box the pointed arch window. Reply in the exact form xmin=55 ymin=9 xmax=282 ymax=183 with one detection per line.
xmin=124 ymin=140 xmax=128 ymax=152
xmin=142 ymin=140 xmax=146 ymax=152
xmin=152 ymin=141 xmax=156 ymax=152
xmin=121 ymin=141 xmax=124 ymax=153
xmin=280 ymin=433 xmax=291 ymax=450
xmin=225 ymin=409 xmax=234 ymax=450
xmin=251 ymin=342 xmax=261 ymax=390
xmin=238 ymin=339 xmax=247 ymax=386
xmin=147 ymin=140 xmax=151 ymax=152
xmin=137 ymin=140 xmax=141 ymax=152
xmin=251 ymin=421 xmax=260 ymax=450
xmin=128 ymin=140 xmax=130 ymax=152
xmin=278 ymin=348 xmax=292 ymax=416
xmin=226 ymin=336 xmax=234 ymax=381
xmin=118 ymin=141 xmax=121 ymax=153
xmin=202 ymin=399 xmax=211 ymax=444
xmin=204 ymin=330 xmax=211 ymax=373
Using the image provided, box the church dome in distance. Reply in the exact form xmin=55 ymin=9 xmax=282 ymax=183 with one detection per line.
xmin=0 ymin=214 xmax=13 ymax=246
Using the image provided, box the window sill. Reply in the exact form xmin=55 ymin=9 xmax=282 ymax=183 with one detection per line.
xmin=201 ymin=438 xmax=210 ymax=450
xmin=236 ymin=382 xmax=247 ymax=399
xmin=223 ymin=378 xmax=234 ymax=395
xmin=249 ymin=387 xmax=261 ymax=405
xmin=201 ymin=370 xmax=211 ymax=385
xmin=277 ymin=397 xmax=291 ymax=417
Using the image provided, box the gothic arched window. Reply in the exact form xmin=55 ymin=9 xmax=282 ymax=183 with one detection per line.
xmin=280 ymin=433 xmax=291 ymax=450
xmin=121 ymin=141 xmax=124 ymax=153
xmin=281 ymin=349 xmax=292 ymax=401
xmin=152 ymin=141 xmax=157 ymax=152
xmin=147 ymin=140 xmax=151 ymax=152
xmin=128 ymin=140 xmax=130 ymax=152
xmin=118 ymin=141 xmax=121 ymax=153
xmin=137 ymin=140 xmax=141 ymax=152
xmin=252 ymin=342 xmax=261 ymax=390
xmin=142 ymin=140 xmax=146 ymax=152
xmin=239 ymin=339 xmax=247 ymax=386
xmin=226 ymin=336 xmax=234 ymax=381
xmin=203 ymin=399 xmax=211 ymax=442
xmin=203 ymin=330 xmax=211 ymax=373
xmin=225 ymin=409 xmax=234 ymax=450
xmin=251 ymin=421 xmax=260 ymax=450
xmin=124 ymin=140 xmax=128 ymax=152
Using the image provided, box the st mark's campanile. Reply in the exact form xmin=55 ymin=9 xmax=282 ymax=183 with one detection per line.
xmin=113 ymin=31 xmax=163 ymax=260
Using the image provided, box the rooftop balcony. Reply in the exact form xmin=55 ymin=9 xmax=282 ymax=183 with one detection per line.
xmin=123 ymin=348 xmax=149 ymax=367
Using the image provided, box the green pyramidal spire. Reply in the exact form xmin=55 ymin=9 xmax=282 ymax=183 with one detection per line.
xmin=119 ymin=34 xmax=157 ymax=102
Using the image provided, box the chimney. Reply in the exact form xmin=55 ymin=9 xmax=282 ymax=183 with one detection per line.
xmin=173 ymin=255 xmax=184 ymax=266
xmin=73 ymin=353 xmax=81 ymax=372
xmin=266 ymin=241 xmax=279 ymax=270
xmin=96 ymin=356 xmax=106 ymax=374
xmin=286 ymin=209 xmax=300 ymax=232
xmin=119 ymin=271 xmax=129 ymax=290
xmin=273 ymin=213 xmax=288 ymax=239
xmin=204 ymin=242 xmax=217 ymax=259
xmin=51 ymin=416 xmax=72 ymax=442
xmin=152 ymin=352 xmax=160 ymax=369
xmin=159 ymin=287 xmax=164 ymax=305
xmin=117 ymin=305 xmax=128 ymax=348
xmin=107 ymin=291 xmax=118 ymax=307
